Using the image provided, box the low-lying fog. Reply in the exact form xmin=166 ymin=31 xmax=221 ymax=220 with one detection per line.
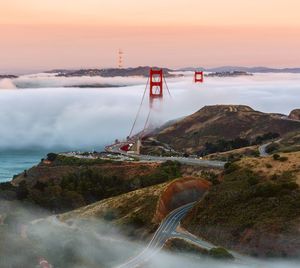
xmin=0 ymin=72 xmax=300 ymax=150
xmin=1 ymin=204 xmax=299 ymax=268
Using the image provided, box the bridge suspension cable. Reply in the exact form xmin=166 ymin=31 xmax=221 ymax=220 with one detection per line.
xmin=163 ymin=76 xmax=172 ymax=98
xmin=142 ymin=107 xmax=152 ymax=136
xmin=129 ymin=69 xmax=172 ymax=139
xmin=128 ymin=77 xmax=149 ymax=138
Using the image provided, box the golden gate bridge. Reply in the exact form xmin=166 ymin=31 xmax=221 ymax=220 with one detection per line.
xmin=119 ymin=68 xmax=204 ymax=153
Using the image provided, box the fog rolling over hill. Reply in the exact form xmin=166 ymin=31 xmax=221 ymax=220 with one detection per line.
xmin=0 ymin=73 xmax=300 ymax=151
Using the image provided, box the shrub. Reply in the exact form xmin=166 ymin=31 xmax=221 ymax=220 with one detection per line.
xmin=200 ymin=138 xmax=250 ymax=155
xmin=272 ymin=154 xmax=288 ymax=162
xmin=47 ymin=153 xmax=58 ymax=162
xmin=247 ymin=176 xmax=259 ymax=186
xmin=253 ymin=132 xmax=280 ymax=145
xmin=271 ymin=174 xmax=278 ymax=180
xmin=265 ymin=163 xmax=272 ymax=169
xmin=21 ymin=160 xmax=182 ymax=213
xmin=254 ymin=182 xmax=280 ymax=198
xmin=209 ymin=247 xmax=234 ymax=260
xmin=224 ymin=162 xmax=239 ymax=174
xmin=266 ymin=143 xmax=280 ymax=154
xmin=251 ymin=150 xmax=260 ymax=157
xmin=282 ymin=182 xmax=299 ymax=191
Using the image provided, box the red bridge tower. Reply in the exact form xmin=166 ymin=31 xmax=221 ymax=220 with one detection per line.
xmin=194 ymin=71 xmax=204 ymax=83
xmin=150 ymin=69 xmax=163 ymax=99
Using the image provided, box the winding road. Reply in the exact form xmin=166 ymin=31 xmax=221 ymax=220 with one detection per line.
xmin=116 ymin=202 xmax=246 ymax=268
xmin=116 ymin=203 xmax=197 ymax=268
xmin=258 ymin=142 xmax=271 ymax=157
xmin=258 ymin=139 xmax=282 ymax=157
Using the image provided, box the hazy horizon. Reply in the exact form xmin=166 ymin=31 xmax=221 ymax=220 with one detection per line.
xmin=2 ymin=65 xmax=300 ymax=76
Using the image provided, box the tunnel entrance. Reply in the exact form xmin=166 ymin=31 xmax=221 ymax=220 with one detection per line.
xmin=154 ymin=177 xmax=211 ymax=222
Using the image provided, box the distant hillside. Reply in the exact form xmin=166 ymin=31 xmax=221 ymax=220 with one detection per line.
xmin=206 ymin=71 xmax=253 ymax=77
xmin=144 ymin=105 xmax=300 ymax=154
xmin=0 ymin=75 xmax=18 ymax=79
xmin=46 ymin=66 xmax=300 ymax=78
xmin=207 ymin=66 xmax=300 ymax=73
xmin=179 ymin=66 xmax=300 ymax=73
xmin=48 ymin=66 xmax=178 ymax=78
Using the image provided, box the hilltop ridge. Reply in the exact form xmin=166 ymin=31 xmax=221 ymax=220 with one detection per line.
xmin=143 ymin=105 xmax=300 ymax=155
xmin=47 ymin=66 xmax=178 ymax=78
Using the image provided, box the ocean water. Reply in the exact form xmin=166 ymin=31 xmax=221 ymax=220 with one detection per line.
xmin=0 ymin=147 xmax=104 ymax=183
xmin=0 ymin=149 xmax=49 ymax=182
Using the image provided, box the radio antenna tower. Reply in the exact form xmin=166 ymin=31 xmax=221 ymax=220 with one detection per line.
xmin=118 ymin=49 xmax=124 ymax=68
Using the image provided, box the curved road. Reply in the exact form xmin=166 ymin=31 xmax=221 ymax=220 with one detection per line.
xmin=258 ymin=139 xmax=282 ymax=157
xmin=116 ymin=202 xmax=246 ymax=268
xmin=258 ymin=142 xmax=271 ymax=157
xmin=116 ymin=202 xmax=196 ymax=268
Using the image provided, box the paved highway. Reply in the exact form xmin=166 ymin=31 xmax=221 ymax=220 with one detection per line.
xmin=138 ymin=154 xmax=225 ymax=168
xmin=116 ymin=202 xmax=247 ymax=268
xmin=258 ymin=139 xmax=282 ymax=157
xmin=116 ymin=203 xmax=196 ymax=268
xmin=258 ymin=142 xmax=271 ymax=157
xmin=106 ymin=144 xmax=225 ymax=168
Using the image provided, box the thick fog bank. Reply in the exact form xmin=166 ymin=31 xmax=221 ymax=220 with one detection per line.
xmin=0 ymin=73 xmax=300 ymax=150
xmin=0 ymin=73 xmax=147 ymax=89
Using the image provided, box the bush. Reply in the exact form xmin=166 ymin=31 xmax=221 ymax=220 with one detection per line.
xmin=273 ymin=154 xmax=288 ymax=162
xmin=253 ymin=132 xmax=280 ymax=145
xmin=247 ymin=176 xmax=259 ymax=186
xmin=254 ymin=182 xmax=280 ymax=197
xmin=209 ymin=247 xmax=234 ymax=260
xmin=251 ymin=150 xmax=260 ymax=157
xmin=200 ymin=138 xmax=250 ymax=156
xmin=21 ymin=160 xmax=182 ymax=213
xmin=266 ymin=143 xmax=280 ymax=154
xmin=53 ymin=155 xmax=113 ymax=166
xmin=224 ymin=162 xmax=239 ymax=174
xmin=47 ymin=153 xmax=58 ymax=162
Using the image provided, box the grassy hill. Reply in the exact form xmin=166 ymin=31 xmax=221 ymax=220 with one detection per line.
xmin=182 ymin=152 xmax=300 ymax=257
xmin=267 ymin=131 xmax=300 ymax=154
xmin=144 ymin=105 xmax=300 ymax=155
xmin=2 ymin=155 xmax=182 ymax=213
xmin=60 ymin=182 xmax=168 ymax=239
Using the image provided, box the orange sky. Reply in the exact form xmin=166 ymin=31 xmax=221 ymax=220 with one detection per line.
xmin=1 ymin=0 xmax=300 ymax=73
